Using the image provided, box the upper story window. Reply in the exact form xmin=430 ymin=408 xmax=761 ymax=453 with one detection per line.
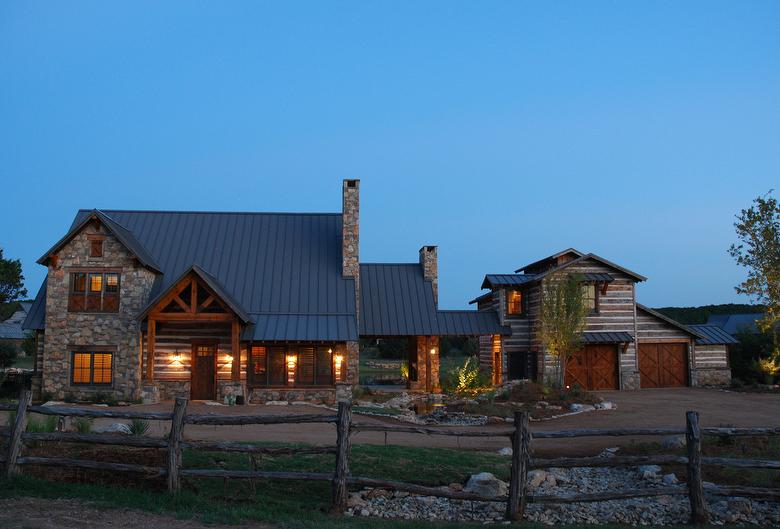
xmin=89 ymin=238 xmax=104 ymax=257
xmin=507 ymin=289 xmax=525 ymax=316
xmin=581 ymin=283 xmax=599 ymax=313
xmin=69 ymin=271 xmax=120 ymax=312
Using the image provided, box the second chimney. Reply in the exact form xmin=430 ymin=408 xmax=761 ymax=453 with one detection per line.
xmin=420 ymin=245 xmax=438 ymax=307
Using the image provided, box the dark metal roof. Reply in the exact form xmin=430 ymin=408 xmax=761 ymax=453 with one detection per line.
xmin=581 ymin=272 xmax=614 ymax=282
xmin=705 ymin=313 xmax=764 ymax=335
xmin=468 ymin=291 xmax=493 ymax=305
xmin=481 ymin=274 xmax=538 ymax=289
xmin=360 ymin=263 xmax=508 ymax=336
xmin=245 ymin=314 xmax=358 ymax=341
xmin=582 ymin=332 xmax=634 ymax=344
xmin=637 ymin=304 xmax=703 ymax=339
xmin=689 ymin=325 xmax=739 ymax=345
xmin=515 ymin=252 xmax=647 ymax=282
xmin=515 ymin=248 xmax=585 ymax=273
xmin=29 ymin=209 xmax=357 ymax=341
xmin=22 ymin=280 xmax=47 ymax=331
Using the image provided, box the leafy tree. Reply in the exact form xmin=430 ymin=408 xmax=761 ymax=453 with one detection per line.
xmin=538 ymin=272 xmax=589 ymax=388
xmin=0 ymin=342 xmax=17 ymax=368
xmin=728 ymin=192 xmax=780 ymax=353
xmin=0 ymin=248 xmax=27 ymax=306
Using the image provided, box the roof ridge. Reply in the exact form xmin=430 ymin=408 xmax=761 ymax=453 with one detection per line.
xmin=78 ymin=208 xmax=341 ymax=216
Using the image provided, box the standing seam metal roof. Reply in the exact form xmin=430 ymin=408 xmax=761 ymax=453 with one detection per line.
xmin=688 ymin=325 xmax=739 ymax=345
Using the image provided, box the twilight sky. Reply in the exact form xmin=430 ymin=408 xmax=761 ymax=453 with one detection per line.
xmin=1 ymin=1 xmax=778 ymax=310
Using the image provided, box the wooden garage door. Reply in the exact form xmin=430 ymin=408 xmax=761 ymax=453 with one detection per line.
xmin=639 ymin=343 xmax=688 ymax=388
xmin=565 ymin=344 xmax=618 ymax=390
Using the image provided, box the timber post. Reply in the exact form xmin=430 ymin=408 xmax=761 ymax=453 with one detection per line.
xmin=331 ymin=401 xmax=352 ymax=513
xmin=4 ymin=389 xmax=32 ymax=478
xmin=686 ymin=410 xmax=709 ymax=525
xmin=507 ymin=411 xmax=530 ymax=521
xmin=167 ymin=397 xmax=188 ymax=493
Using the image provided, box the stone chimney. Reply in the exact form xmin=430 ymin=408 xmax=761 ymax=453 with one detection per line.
xmin=342 ymin=179 xmax=360 ymax=280
xmin=419 ymin=245 xmax=438 ymax=306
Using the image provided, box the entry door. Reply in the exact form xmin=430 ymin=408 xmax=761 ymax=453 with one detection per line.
xmin=191 ymin=343 xmax=217 ymax=400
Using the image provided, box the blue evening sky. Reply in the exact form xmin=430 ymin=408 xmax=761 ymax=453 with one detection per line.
xmin=1 ymin=2 xmax=778 ymax=309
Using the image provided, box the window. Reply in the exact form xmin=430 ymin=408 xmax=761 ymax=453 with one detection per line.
xmin=90 ymin=239 xmax=104 ymax=257
xmin=71 ymin=351 xmax=113 ymax=385
xmin=251 ymin=344 xmax=336 ymax=387
xmin=507 ymin=289 xmax=524 ymax=316
xmin=581 ymin=283 xmax=599 ymax=313
xmin=69 ymin=271 xmax=120 ymax=312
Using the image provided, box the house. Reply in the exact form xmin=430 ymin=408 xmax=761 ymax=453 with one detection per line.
xmin=22 ymin=180 xmax=506 ymax=403
xmin=705 ymin=313 xmax=766 ymax=335
xmin=471 ymin=249 xmax=733 ymax=390
xmin=0 ymin=301 xmax=32 ymax=353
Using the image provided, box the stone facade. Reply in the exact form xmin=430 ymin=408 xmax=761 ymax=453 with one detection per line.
xmin=42 ymin=223 xmax=156 ymax=401
xmin=345 ymin=340 xmax=360 ymax=385
xmin=620 ymin=370 xmax=641 ymax=390
xmin=408 ymin=336 xmax=440 ymax=393
xmin=249 ymin=387 xmax=336 ymax=405
xmin=692 ymin=367 xmax=732 ymax=387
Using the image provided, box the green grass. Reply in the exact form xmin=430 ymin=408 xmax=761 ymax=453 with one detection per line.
xmin=0 ymin=443 xmax=511 ymax=529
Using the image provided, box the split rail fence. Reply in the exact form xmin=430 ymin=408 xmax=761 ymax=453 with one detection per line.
xmin=2 ymin=389 xmax=780 ymax=523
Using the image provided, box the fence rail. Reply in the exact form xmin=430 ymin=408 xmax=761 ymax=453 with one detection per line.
xmin=2 ymin=389 xmax=780 ymax=523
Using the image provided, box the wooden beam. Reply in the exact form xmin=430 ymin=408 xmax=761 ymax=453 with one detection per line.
xmin=151 ymin=313 xmax=234 ymax=322
xmin=191 ymin=279 xmax=197 ymax=313
xmin=172 ymin=294 xmax=190 ymax=312
xmin=146 ymin=318 xmax=156 ymax=381
xmin=231 ymin=320 xmax=240 ymax=381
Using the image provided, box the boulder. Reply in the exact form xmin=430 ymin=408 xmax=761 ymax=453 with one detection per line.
xmin=464 ymin=472 xmax=508 ymax=498
xmin=660 ymin=435 xmax=686 ymax=450
xmin=595 ymin=401 xmax=616 ymax=410
xmin=448 ymin=482 xmax=464 ymax=491
xmin=498 ymin=447 xmax=513 ymax=456
xmin=527 ymin=470 xmax=548 ymax=489
xmin=570 ymin=403 xmax=596 ymax=412
xmin=95 ymin=422 xmax=131 ymax=434
xmin=638 ymin=464 xmax=662 ymax=479
xmin=347 ymin=493 xmax=366 ymax=508
xmin=662 ymin=473 xmax=678 ymax=485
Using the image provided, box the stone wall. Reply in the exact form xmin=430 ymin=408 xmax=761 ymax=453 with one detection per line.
xmin=42 ymin=223 xmax=156 ymax=401
xmin=419 ymin=246 xmax=438 ymax=305
xmin=692 ymin=367 xmax=732 ymax=387
xmin=249 ymin=387 xmax=336 ymax=405
xmin=345 ymin=340 xmax=360 ymax=385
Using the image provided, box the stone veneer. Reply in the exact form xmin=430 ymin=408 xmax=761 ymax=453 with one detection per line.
xmin=419 ymin=246 xmax=438 ymax=305
xmin=42 ymin=223 xmax=156 ymax=401
xmin=692 ymin=367 xmax=732 ymax=387
xmin=249 ymin=388 xmax=336 ymax=405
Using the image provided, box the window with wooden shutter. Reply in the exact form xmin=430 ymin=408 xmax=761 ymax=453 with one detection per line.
xmin=297 ymin=346 xmax=315 ymax=385
xmin=316 ymin=347 xmax=334 ymax=385
xmin=507 ymin=290 xmax=524 ymax=316
xmin=268 ymin=347 xmax=286 ymax=385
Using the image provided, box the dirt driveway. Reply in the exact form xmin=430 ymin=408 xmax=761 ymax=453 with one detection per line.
xmin=19 ymin=388 xmax=780 ymax=457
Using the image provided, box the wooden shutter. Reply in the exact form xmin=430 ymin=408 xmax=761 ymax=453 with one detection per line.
xmin=297 ymin=346 xmax=315 ymax=385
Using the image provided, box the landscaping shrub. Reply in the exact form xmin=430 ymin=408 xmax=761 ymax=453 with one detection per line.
xmin=441 ymin=356 xmax=491 ymax=397
xmin=26 ymin=415 xmax=58 ymax=433
xmin=74 ymin=417 xmax=93 ymax=434
xmin=129 ymin=418 xmax=150 ymax=436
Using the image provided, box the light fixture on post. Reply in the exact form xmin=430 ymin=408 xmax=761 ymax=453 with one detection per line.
xmin=333 ymin=349 xmax=344 ymax=382
xmin=286 ymin=353 xmax=297 ymax=385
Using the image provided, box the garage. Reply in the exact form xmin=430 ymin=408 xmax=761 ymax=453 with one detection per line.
xmin=639 ymin=343 xmax=688 ymax=388
xmin=565 ymin=344 xmax=619 ymax=390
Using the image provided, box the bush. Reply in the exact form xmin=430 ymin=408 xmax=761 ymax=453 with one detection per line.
xmin=441 ymin=356 xmax=492 ymax=397
xmin=0 ymin=342 xmax=17 ymax=368
xmin=74 ymin=417 xmax=93 ymax=434
xmin=26 ymin=415 xmax=58 ymax=433
xmin=129 ymin=418 xmax=150 ymax=436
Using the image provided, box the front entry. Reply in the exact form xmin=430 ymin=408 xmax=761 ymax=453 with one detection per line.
xmin=565 ymin=344 xmax=619 ymax=390
xmin=191 ymin=342 xmax=217 ymax=400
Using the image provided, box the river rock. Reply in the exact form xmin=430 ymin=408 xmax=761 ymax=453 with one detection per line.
xmin=464 ymin=472 xmax=508 ymax=497
xmin=570 ymin=403 xmax=596 ymax=412
xmin=662 ymin=473 xmax=678 ymax=485
xmin=528 ymin=470 xmax=548 ymax=489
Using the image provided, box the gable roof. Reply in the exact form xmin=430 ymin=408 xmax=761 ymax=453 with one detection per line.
xmin=28 ymin=209 xmax=358 ymax=341
xmin=515 ymin=248 xmax=585 ymax=273
xmin=636 ymin=304 xmax=703 ymax=339
xmin=515 ymin=252 xmax=647 ymax=282
xmin=38 ymin=209 xmax=162 ymax=273
xmin=360 ymin=263 xmax=509 ymax=336
xmin=22 ymin=281 xmax=47 ymax=331
xmin=689 ymin=325 xmax=739 ymax=345
xmin=705 ymin=313 xmax=765 ymax=335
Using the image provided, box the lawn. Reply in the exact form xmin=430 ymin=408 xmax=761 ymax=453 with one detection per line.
xmin=0 ymin=442 xmax=511 ymax=529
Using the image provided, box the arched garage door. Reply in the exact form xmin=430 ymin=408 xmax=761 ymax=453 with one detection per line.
xmin=565 ymin=344 xmax=619 ymax=390
xmin=639 ymin=343 xmax=688 ymax=388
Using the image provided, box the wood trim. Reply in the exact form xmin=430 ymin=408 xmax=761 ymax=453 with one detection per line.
xmin=231 ymin=320 xmax=240 ymax=381
xmin=150 ymin=313 xmax=234 ymax=322
xmin=146 ymin=319 xmax=156 ymax=381
xmin=67 ymin=344 xmax=118 ymax=351
xmin=65 ymin=267 xmax=122 ymax=273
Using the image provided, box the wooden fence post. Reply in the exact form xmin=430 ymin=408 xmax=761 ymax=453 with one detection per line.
xmin=331 ymin=401 xmax=352 ymax=513
xmin=507 ymin=411 xmax=530 ymax=521
xmin=4 ymin=389 xmax=32 ymax=478
xmin=167 ymin=397 xmax=188 ymax=493
xmin=686 ymin=410 xmax=709 ymax=525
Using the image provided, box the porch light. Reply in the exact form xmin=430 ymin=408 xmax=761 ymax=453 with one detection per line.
xmin=286 ymin=354 xmax=297 ymax=385
xmin=430 ymin=348 xmax=437 ymax=355
xmin=171 ymin=352 xmax=183 ymax=367
xmin=333 ymin=351 xmax=344 ymax=382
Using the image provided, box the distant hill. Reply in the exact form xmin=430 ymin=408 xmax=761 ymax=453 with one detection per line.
xmin=654 ymin=304 xmax=766 ymax=325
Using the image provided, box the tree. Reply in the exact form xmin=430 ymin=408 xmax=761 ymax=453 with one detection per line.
xmin=0 ymin=342 xmax=17 ymax=368
xmin=728 ymin=192 xmax=780 ymax=353
xmin=538 ymin=272 xmax=589 ymax=388
xmin=0 ymin=248 xmax=27 ymax=306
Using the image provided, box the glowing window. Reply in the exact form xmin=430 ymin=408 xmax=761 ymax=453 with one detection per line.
xmin=72 ymin=352 xmax=113 ymax=385
xmin=89 ymin=274 xmax=103 ymax=293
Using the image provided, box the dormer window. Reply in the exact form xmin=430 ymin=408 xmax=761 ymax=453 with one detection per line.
xmin=507 ymin=289 xmax=525 ymax=316
xmin=581 ymin=283 xmax=599 ymax=313
xmin=89 ymin=237 xmax=104 ymax=257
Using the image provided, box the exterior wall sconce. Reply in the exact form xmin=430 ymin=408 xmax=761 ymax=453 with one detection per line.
xmin=171 ymin=352 xmax=183 ymax=367
xmin=333 ymin=350 xmax=344 ymax=382
xmin=430 ymin=348 xmax=437 ymax=356
xmin=286 ymin=354 xmax=297 ymax=385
